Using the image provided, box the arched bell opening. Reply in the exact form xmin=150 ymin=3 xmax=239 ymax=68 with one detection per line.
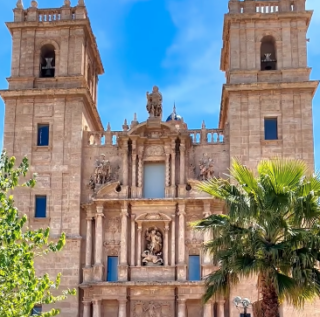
xmin=40 ymin=44 xmax=55 ymax=78
xmin=260 ymin=35 xmax=277 ymax=71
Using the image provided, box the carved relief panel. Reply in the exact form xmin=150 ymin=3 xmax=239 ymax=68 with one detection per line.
xmin=104 ymin=216 xmax=121 ymax=256
xmin=131 ymin=301 xmax=173 ymax=317
xmin=186 ymin=213 xmax=204 ymax=254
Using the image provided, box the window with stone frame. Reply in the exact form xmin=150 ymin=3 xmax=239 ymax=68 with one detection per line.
xmin=188 ymin=255 xmax=201 ymax=281
xmin=264 ymin=117 xmax=278 ymax=140
xmin=39 ymin=44 xmax=55 ymax=78
xmin=37 ymin=124 xmax=49 ymax=146
xmin=35 ymin=196 xmax=47 ymax=218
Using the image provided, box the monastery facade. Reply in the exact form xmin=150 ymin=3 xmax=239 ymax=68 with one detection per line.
xmin=0 ymin=0 xmax=319 ymax=316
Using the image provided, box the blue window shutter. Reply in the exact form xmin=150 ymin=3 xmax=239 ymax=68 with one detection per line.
xmin=37 ymin=124 xmax=49 ymax=146
xmin=264 ymin=118 xmax=278 ymax=140
xmin=35 ymin=196 xmax=47 ymax=218
xmin=188 ymin=255 xmax=201 ymax=281
xmin=107 ymin=256 xmax=118 ymax=282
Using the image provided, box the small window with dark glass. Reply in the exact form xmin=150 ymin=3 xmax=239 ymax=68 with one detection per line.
xmin=264 ymin=118 xmax=278 ymax=140
xmin=31 ymin=305 xmax=42 ymax=316
xmin=35 ymin=196 xmax=47 ymax=218
xmin=37 ymin=124 xmax=49 ymax=146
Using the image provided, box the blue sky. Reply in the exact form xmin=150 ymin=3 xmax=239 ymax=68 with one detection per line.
xmin=0 ymin=0 xmax=319 ymax=167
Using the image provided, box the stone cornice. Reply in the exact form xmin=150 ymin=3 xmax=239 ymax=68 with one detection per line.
xmin=0 ymin=87 xmax=103 ymax=131
xmin=219 ymin=80 xmax=319 ymax=129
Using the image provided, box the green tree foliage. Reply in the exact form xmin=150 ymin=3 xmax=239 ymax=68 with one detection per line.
xmin=0 ymin=151 xmax=76 ymax=317
xmin=193 ymin=158 xmax=320 ymax=317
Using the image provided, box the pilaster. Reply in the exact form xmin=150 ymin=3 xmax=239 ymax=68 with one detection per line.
xmin=177 ymin=203 xmax=186 ymax=280
xmin=94 ymin=204 xmax=104 ymax=281
xmin=177 ymin=298 xmax=186 ymax=317
xmin=118 ymin=299 xmax=127 ymax=317
xmin=83 ymin=301 xmax=91 ymax=317
xmin=92 ymin=299 xmax=102 ymax=317
xmin=119 ymin=202 xmax=129 ymax=281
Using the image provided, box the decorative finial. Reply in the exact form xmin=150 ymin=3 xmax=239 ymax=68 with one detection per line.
xmin=202 ymin=120 xmax=206 ymax=129
xmin=173 ymin=102 xmax=176 ymax=114
xmin=64 ymin=0 xmax=71 ymax=7
xmin=78 ymin=0 xmax=85 ymax=6
xmin=122 ymin=119 xmax=129 ymax=132
xmin=16 ymin=0 xmax=23 ymax=9
xmin=133 ymin=113 xmax=137 ymax=121
xmin=31 ymin=0 xmax=38 ymax=8
xmin=106 ymin=122 xmax=111 ymax=132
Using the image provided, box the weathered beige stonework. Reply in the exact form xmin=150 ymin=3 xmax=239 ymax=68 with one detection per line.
xmin=0 ymin=0 xmax=319 ymax=316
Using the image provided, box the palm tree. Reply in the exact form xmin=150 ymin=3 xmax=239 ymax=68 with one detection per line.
xmin=193 ymin=158 xmax=320 ymax=317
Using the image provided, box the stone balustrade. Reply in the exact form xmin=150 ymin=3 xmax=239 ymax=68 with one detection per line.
xmin=14 ymin=6 xmax=85 ymax=23
xmin=189 ymin=129 xmax=224 ymax=145
xmin=84 ymin=128 xmax=225 ymax=147
xmin=229 ymin=0 xmax=301 ymax=14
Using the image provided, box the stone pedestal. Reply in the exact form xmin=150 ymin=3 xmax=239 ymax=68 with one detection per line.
xmin=177 ymin=264 xmax=187 ymax=281
xmin=83 ymin=267 xmax=93 ymax=283
xmin=178 ymin=184 xmax=186 ymax=198
xmin=93 ymin=264 xmax=104 ymax=281
xmin=118 ymin=264 xmax=128 ymax=282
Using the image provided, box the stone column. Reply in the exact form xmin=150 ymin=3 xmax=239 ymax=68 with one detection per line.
xmin=137 ymin=150 xmax=144 ymax=198
xmin=120 ymin=204 xmax=128 ymax=265
xmin=92 ymin=300 xmax=101 ymax=317
xmin=132 ymin=154 xmax=137 ymax=187
xmin=85 ymin=215 xmax=93 ymax=267
xmin=177 ymin=299 xmax=186 ymax=317
xmin=217 ymin=300 xmax=225 ymax=317
xmin=171 ymin=215 xmax=176 ymax=266
xmin=94 ymin=205 xmax=104 ymax=281
xmin=203 ymin=302 xmax=213 ymax=317
xmin=137 ymin=224 xmax=142 ymax=266
xmin=122 ymin=140 xmax=129 ymax=186
xmin=164 ymin=224 xmax=169 ymax=266
xmin=165 ymin=152 xmax=170 ymax=187
xmin=177 ymin=204 xmax=186 ymax=280
xmin=118 ymin=299 xmax=127 ymax=317
xmin=171 ymin=141 xmax=176 ymax=189
xmin=83 ymin=301 xmax=91 ymax=317
xmin=203 ymin=203 xmax=212 ymax=265
xmin=119 ymin=203 xmax=128 ymax=281
xmin=131 ymin=215 xmax=136 ymax=266
xmin=179 ymin=142 xmax=186 ymax=185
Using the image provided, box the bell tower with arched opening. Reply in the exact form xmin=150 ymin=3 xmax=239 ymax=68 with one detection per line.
xmin=0 ymin=1 xmax=104 ymax=315
xmin=220 ymin=0 xmax=318 ymax=171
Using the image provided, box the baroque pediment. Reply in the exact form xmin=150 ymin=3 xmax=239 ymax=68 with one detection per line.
xmin=94 ymin=181 xmax=121 ymax=199
xmin=136 ymin=213 xmax=172 ymax=222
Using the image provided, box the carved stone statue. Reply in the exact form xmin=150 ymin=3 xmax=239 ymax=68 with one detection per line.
xmin=143 ymin=302 xmax=160 ymax=317
xmin=199 ymin=154 xmax=214 ymax=180
xmin=89 ymin=154 xmax=116 ymax=190
xmin=142 ymin=227 xmax=163 ymax=266
xmin=146 ymin=86 xmax=163 ymax=118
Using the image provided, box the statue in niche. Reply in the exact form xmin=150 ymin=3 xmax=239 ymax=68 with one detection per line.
xmin=142 ymin=227 xmax=163 ymax=266
xmin=199 ymin=154 xmax=214 ymax=180
xmin=146 ymin=86 xmax=163 ymax=118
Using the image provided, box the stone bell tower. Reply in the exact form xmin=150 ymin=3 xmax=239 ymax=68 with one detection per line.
xmin=0 ymin=0 xmax=104 ymax=316
xmin=220 ymin=0 xmax=318 ymax=171
xmin=220 ymin=0 xmax=319 ymax=316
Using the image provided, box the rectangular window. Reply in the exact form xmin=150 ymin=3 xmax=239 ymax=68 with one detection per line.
xmin=106 ymin=256 xmax=118 ymax=282
xmin=143 ymin=163 xmax=165 ymax=198
xmin=188 ymin=255 xmax=201 ymax=281
xmin=31 ymin=306 xmax=42 ymax=315
xmin=35 ymin=196 xmax=47 ymax=218
xmin=264 ymin=118 xmax=278 ymax=140
xmin=37 ymin=124 xmax=49 ymax=146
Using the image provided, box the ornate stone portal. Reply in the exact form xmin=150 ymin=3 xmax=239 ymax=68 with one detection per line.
xmin=142 ymin=227 xmax=163 ymax=266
